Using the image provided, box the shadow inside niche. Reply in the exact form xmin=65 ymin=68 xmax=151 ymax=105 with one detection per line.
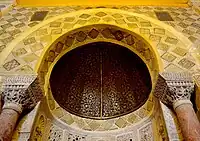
xmin=50 ymin=42 xmax=152 ymax=119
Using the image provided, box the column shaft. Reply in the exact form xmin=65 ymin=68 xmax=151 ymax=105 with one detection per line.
xmin=0 ymin=75 xmax=41 ymax=141
xmin=0 ymin=95 xmax=2 ymax=113
xmin=0 ymin=109 xmax=19 ymax=141
xmin=175 ymin=104 xmax=200 ymax=141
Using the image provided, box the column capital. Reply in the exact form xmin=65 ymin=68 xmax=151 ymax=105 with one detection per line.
xmin=154 ymin=72 xmax=194 ymax=107
xmin=1 ymin=74 xmax=43 ymax=114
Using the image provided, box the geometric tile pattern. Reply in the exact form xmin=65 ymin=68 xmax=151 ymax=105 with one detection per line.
xmin=0 ymin=7 xmax=199 ymax=136
xmin=0 ymin=7 xmax=196 ymax=77
xmin=0 ymin=5 xmax=199 ymax=135
xmin=0 ymin=3 xmax=199 ymax=141
xmin=165 ymin=37 xmax=178 ymax=45
xmin=12 ymin=48 xmax=27 ymax=57
xmin=3 ymin=59 xmax=20 ymax=71
xmin=178 ymin=58 xmax=195 ymax=69
xmin=22 ymin=53 xmax=38 ymax=63
xmin=30 ymin=11 xmax=48 ymax=21
xmin=172 ymin=47 xmax=187 ymax=56
xmin=162 ymin=52 xmax=177 ymax=62
xmin=30 ymin=43 xmax=44 ymax=52
xmin=1 ymin=8 xmax=195 ymax=78
xmin=155 ymin=11 xmax=174 ymax=21
xmin=0 ymin=5 xmax=199 ymax=55
xmin=23 ymin=37 xmax=36 ymax=45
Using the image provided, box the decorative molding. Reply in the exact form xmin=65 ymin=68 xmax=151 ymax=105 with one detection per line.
xmin=173 ymin=99 xmax=193 ymax=110
xmin=2 ymin=102 xmax=23 ymax=113
xmin=1 ymin=75 xmax=43 ymax=113
xmin=2 ymin=74 xmax=36 ymax=85
xmin=154 ymin=72 xmax=194 ymax=107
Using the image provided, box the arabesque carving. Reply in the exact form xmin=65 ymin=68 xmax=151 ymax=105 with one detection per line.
xmin=1 ymin=75 xmax=43 ymax=113
xmin=154 ymin=72 xmax=194 ymax=108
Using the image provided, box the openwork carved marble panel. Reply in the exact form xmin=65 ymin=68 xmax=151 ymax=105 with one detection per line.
xmin=48 ymin=124 xmax=63 ymax=141
xmin=64 ymin=132 xmax=87 ymax=141
xmin=1 ymin=75 xmax=43 ymax=112
xmin=138 ymin=122 xmax=153 ymax=141
xmin=46 ymin=118 xmax=155 ymax=141
xmin=154 ymin=72 xmax=195 ymax=106
xmin=116 ymin=132 xmax=136 ymax=141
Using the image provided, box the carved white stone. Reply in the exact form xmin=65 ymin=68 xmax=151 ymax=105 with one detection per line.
xmin=173 ymin=99 xmax=193 ymax=110
xmin=3 ymin=102 xmax=23 ymax=114
xmin=138 ymin=122 xmax=153 ymax=141
xmin=1 ymin=75 xmax=43 ymax=113
xmin=154 ymin=72 xmax=194 ymax=107
xmin=18 ymin=132 xmax=31 ymax=141
xmin=161 ymin=103 xmax=181 ymax=140
xmin=48 ymin=124 xmax=63 ymax=141
xmin=116 ymin=132 xmax=135 ymax=141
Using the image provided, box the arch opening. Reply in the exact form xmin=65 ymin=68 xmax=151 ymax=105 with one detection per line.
xmin=50 ymin=42 xmax=152 ymax=119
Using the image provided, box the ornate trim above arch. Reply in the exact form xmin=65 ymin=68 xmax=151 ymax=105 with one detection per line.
xmin=37 ymin=24 xmax=160 ymax=89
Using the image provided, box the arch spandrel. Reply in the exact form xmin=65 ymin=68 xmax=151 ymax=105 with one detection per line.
xmin=1 ymin=8 xmax=192 ymax=73
xmin=1 ymin=9 xmax=196 ymax=77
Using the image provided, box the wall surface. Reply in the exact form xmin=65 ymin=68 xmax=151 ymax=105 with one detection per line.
xmin=0 ymin=2 xmax=200 ymax=140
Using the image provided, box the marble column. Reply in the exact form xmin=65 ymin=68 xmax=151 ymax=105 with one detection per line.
xmin=0 ymin=108 xmax=19 ymax=141
xmin=174 ymin=102 xmax=200 ymax=141
xmin=0 ymin=76 xmax=3 ymax=113
xmin=0 ymin=75 xmax=43 ymax=141
xmin=154 ymin=72 xmax=200 ymax=141
xmin=0 ymin=94 xmax=2 ymax=113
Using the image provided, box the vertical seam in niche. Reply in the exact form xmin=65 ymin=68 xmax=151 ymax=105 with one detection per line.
xmin=100 ymin=49 xmax=103 ymax=119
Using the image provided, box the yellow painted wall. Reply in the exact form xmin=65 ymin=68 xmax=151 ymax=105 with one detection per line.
xmin=16 ymin=0 xmax=189 ymax=6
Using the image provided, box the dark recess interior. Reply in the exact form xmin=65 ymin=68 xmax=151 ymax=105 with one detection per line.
xmin=50 ymin=42 xmax=152 ymax=119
